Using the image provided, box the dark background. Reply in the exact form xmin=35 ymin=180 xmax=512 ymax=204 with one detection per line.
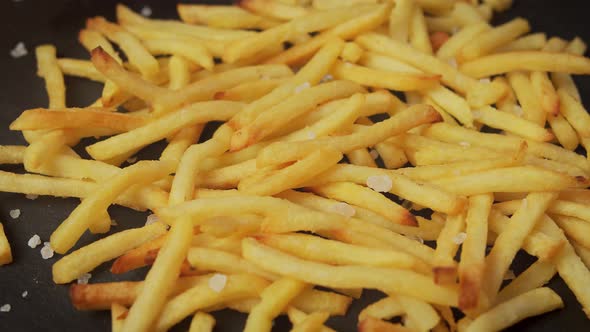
xmin=0 ymin=0 xmax=589 ymax=331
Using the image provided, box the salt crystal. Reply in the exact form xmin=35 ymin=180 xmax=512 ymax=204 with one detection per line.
xmin=145 ymin=214 xmax=159 ymax=226
xmin=369 ymin=149 xmax=379 ymax=160
xmin=320 ymin=74 xmax=333 ymax=83
xmin=25 ymin=194 xmax=38 ymax=200
xmin=140 ymin=6 xmax=152 ymax=17
xmin=294 ymin=82 xmax=310 ymax=94
xmin=10 ymin=42 xmax=27 ymax=58
xmin=77 ymin=273 xmax=92 ymax=284
xmin=513 ymin=105 xmax=524 ymax=117
xmin=407 ymin=235 xmax=424 ymax=244
xmin=447 ymin=58 xmax=458 ymax=68
xmin=479 ymin=78 xmax=491 ymax=84
xmin=27 ymin=234 xmax=41 ymax=249
xmin=306 ymin=131 xmax=316 ymax=140
xmin=0 ymin=304 xmax=10 ymax=312
xmin=126 ymin=157 xmax=137 ymax=164
xmin=452 ymin=232 xmax=467 ymax=245
xmin=366 ymin=175 xmax=392 ymax=193
xmin=331 ymin=202 xmax=356 ymax=218
xmin=458 ymin=141 xmax=471 ymax=147
xmin=40 ymin=242 xmax=54 ymax=259
xmin=503 ymin=269 xmax=516 ymax=280
xmin=21 ymin=291 xmax=28 ymax=298
xmin=9 ymin=209 xmax=20 ymax=219
xmin=208 ymin=273 xmax=227 ymax=293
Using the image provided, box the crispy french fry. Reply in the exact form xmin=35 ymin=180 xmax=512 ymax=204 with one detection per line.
xmin=36 ymin=44 xmax=66 ymax=109
xmin=0 ymin=145 xmax=25 ymax=164
xmin=467 ymin=288 xmax=563 ymax=332
xmin=187 ymin=247 xmax=277 ymax=281
xmin=79 ymin=28 xmax=122 ymax=63
xmin=0 ymin=223 xmax=12 ymax=265
xmin=433 ymin=213 xmax=465 ymax=285
xmin=288 ymin=308 xmax=335 ymax=332
xmin=436 ymin=22 xmax=490 ymax=60
xmin=460 ymin=51 xmax=590 ymax=78
xmin=458 ymin=18 xmax=530 ymax=61
xmin=558 ymin=88 xmax=590 ymax=138
xmin=397 ymin=295 xmax=440 ymax=331
xmin=358 ymin=297 xmax=403 ymax=321
xmin=552 ymin=215 xmax=590 ymax=249
xmin=178 ymin=4 xmax=280 ymax=29
xmin=50 ymin=161 xmax=174 ymax=254
xmin=240 ymin=0 xmax=308 ymax=20
xmin=53 ymin=222 xmax=167 ymax=283
xmin=472 ymin=106 xmax=553 ymax=141
xmin=494 ymin=260 xmax=556 ymax=305
xmin=111 ymin=303 xmax=127 ymax=332
xmin=57 ymin=58 xmax=106 ymax=82
xmin=143 ymin=39 xmax=213 ymax=70
xmin=123 ymin=217 xmax=194 ymax=332
xmin=459 ymin=194 xmax=494 ymax=310
xmin=111 ymin=235 xmax=167 ymax=274
xmin=507 ymin=71 xmax=546 ymax=126
xmin=189 ymin=312 xmax=215 ymax=332
xmin=495 ymin=32 xmax=546 ymax=52
xmin=243 ymin=238 xmax=458 ymax=306
xmin=290 ymin=311 xmax=330 ymax=332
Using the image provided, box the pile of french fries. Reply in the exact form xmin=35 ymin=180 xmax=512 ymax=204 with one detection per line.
xmin=3 ymin=0 xmax=590 ymax=331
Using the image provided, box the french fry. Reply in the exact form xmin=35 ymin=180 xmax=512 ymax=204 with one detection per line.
xmin=23 ymin=130 xmax=69 ymax=170
xmin=243 ymin=278 xmax=307 ymax=332
xmin=472 ymin=106 xmax=553 ymax=141
xmin=85 ymin=101 xmax=243 ymax=161
xmin=507 ymin=71 xmax=546 ymax=126
xmin=495 ymin=32 xmax=547 ymax=52
xmin=459 ymin=194 xmax=494 ymax=310
xmin=50 ymin=160 xmax=174 ymax=254
xmin=397 ymin=295 xmax=440 ymax=331
xmin=425 ymin=85 xmax=473 ymax=127
xmin=289 ymin=311 xmax=330 ymax=332
xmin=187 ymin=247 xmax=277 ymax=281
xmin=346 ymin=148 xmax=377 ymax=168
xmin=530 ymin=71 xmax=559 ymax=116
xmin=0 ymin=223 xmax=12 ymax=265
xmin=552 ymin=215 xmax=590 ymax=249
xmin=458 ymin=18 xmax=530 ymax=61
xmin=494 ymin=260 xmax=556 ymax=305
xmin=111 ymin=235 xmax=167 ymax=274
xmin=409 ymin=6 xmax=432 ymax=54
xmin=257 ymin=233 xmax=427 ymax=272
xmin=0 ymin=145 xmax=25 ymax=164
xmin=36 ymin=44 xmax=66 ymax=109
xmin=57 ymin=58 xmax=106 ymax=82
xmin=288 ymin=308 xmax=335 ymax=332
xmin=466 ymin=288 xmax=563 ymax=332
xmin=215 ymin=78 xmax=285 ymax=102
xmin=10 ymin=107 xmax=144 ymax=132
xmin=200 ymin=159 xmax=258 ymax=189
xmin=155 ymin=274 xmax=270 ymax=332
xmin=331 ymin=61 xmax=440 ymax=91
xmin=177 ymin=4 xmax=281 ymax=30
xmin=436 ymin=22 xmax=490 ymax=60
xmin=309 ymin=182 xmax=416 ymax=226
xmin=558 ymin=88 xmax=590 ymax=138
xmin=79 ymin=29 xmax=122 ymax=63
xmin=396 ymin=156 xmax=519 ymax=181
xmin=189 ymin=312 xmax=215 ymax=332
xmin=143 ymin=39 xmax=213 ymax=70
xmin=482 ymin=192 xmax=557 ymax=307
xmin=341 ymin=42 xmax=364 ymax=63
xmin=52 ymin=222 xmax=167 ymax=283
xmin=243 ymin=238 xmax=458 ymax=306
xmin=460 ymin=51 xmax=590 ymax=78
xmin=496 ymin=199 xmax=590 ymax=224
xmin=433 ymin=213 xmax=465 ymax=285
xmin=111 ymin=303 xmax=127 ymax=332
xmin=159 ymin=125 xmax=204 ymax=165
xmin=87 ymin=17 xmax=159 ymax=79
xmin=358 ymin=317 xmax=413 ymax=332
xmin=122 ymin=217 xmax=194 ymax=332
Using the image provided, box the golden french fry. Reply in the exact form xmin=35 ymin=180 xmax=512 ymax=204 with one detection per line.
xmin=36 ymin=44 xmax=66 ymax=109
xmin=558 ymin=88 xmax=590 ymax=138
xmin=507 ymin=71 xmax=546 ymax=126
xmin=53 ymin=222 xmax=167 ymax=283
xmin=189 ymin=312 xmax=215 ymax=332
xmin=0 ymin=223 xmax=12 ymax=265
xmin=57 ymin=58 xmax=106 ymax=82
xmin=433 ymin=213 xmax=465 ymax=285
xmin=466 ymin=288 xmax=563 ymax=332
xmin=143 ymin=39 xmax=213 ymax=70
xmin=436 ymin=22 xmax=490 ymax=60
xmin=111 ymin=235 xmax=167 ymax=274
xmin=288 ymin=308 xmax=335 ymax=332
xmin=79 ymin=28 xmax=122 ymax=63
xmin=472 ymin=106 xmax=553 ymax=141
xmin=495 ymin=32 xmax=546 ymax=52
xmin=458 ymin=18 xmax=530 ymax=61
xmin=177 ymin=4 xmax=281 ymax=29
xmin=50 ymin=160 xmax=174 ymax=254
xmin=187 ymin=246 xmax=278 ymax=281
xmin=397 ymin=295 xmax=440 ymax=331
xmin=111 ymin=303 xmax=127 ymax=332
xmin=460 ymin=51 xmax=590 ymax=78
xmin=243 ymin=238 xmax=458 ymax=306
xmin=358 ymin=297 xmax=403 ymax=322
xmin=494 ymin=260 xmax=556 ymax=305
xmin=122 ymin=217 xmax=194 ymax=332
xmin=0 ymin=145 xmax=25 ymax=164
xmin=552 ymin=215 xmax=590 ymax=249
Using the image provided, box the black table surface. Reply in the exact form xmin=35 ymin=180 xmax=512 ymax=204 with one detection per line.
xmin=1 ymin=0 xmax=590 ymax=331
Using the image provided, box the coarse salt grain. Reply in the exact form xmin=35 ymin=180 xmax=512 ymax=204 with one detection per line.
xmin=21 ymin=291 xmax=28 ymax=298
xmin=447 ymin=58 xmax=458 ymax=68
xmin=331 ymin=202 xmax=356 ymax=218
xmin=145 ymin=214 xmax=159 ymax=226
xmin=458 ymin=141 xmax=471 ymax=147
xmin=27 ymin=234 xmax=41 ymax=248
xmin=25 ymin=194 xmax=38 ymax=200
xmin=369 ymin=149 xmax=379 ymax=160
xmin=320 ymin=74 xmax=333 ymax=83
xmin=366 ymin=175 xmax=392 ymax=193
xmin=208 ymin=273 xmax=227 ymax=293
xmin=126 ymin=157 xmax=137 ymax=164
xmin=294 ymin=82 xmax=310 ymax=94
xmin=479 ymin=78 xmax=491 ymax=84
xmin=10 ymin=42 xmax=27 ymax=58
xmin=452 ymin=232 xmax=467 ymax=245
xmin=77 ymin=273 xmax=92 ymax=284
xmin=503 ymin=269 xmax=516 ymax=280
xmin=0 ymin=304 xmax=10 ymax=312
xmin=9 ymin=209 xmax=20 ymax=219
xmin=140 ymin=6 xmax=152 ymax=17
xmin=40 ymin=242 xmax=54 ymax=260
